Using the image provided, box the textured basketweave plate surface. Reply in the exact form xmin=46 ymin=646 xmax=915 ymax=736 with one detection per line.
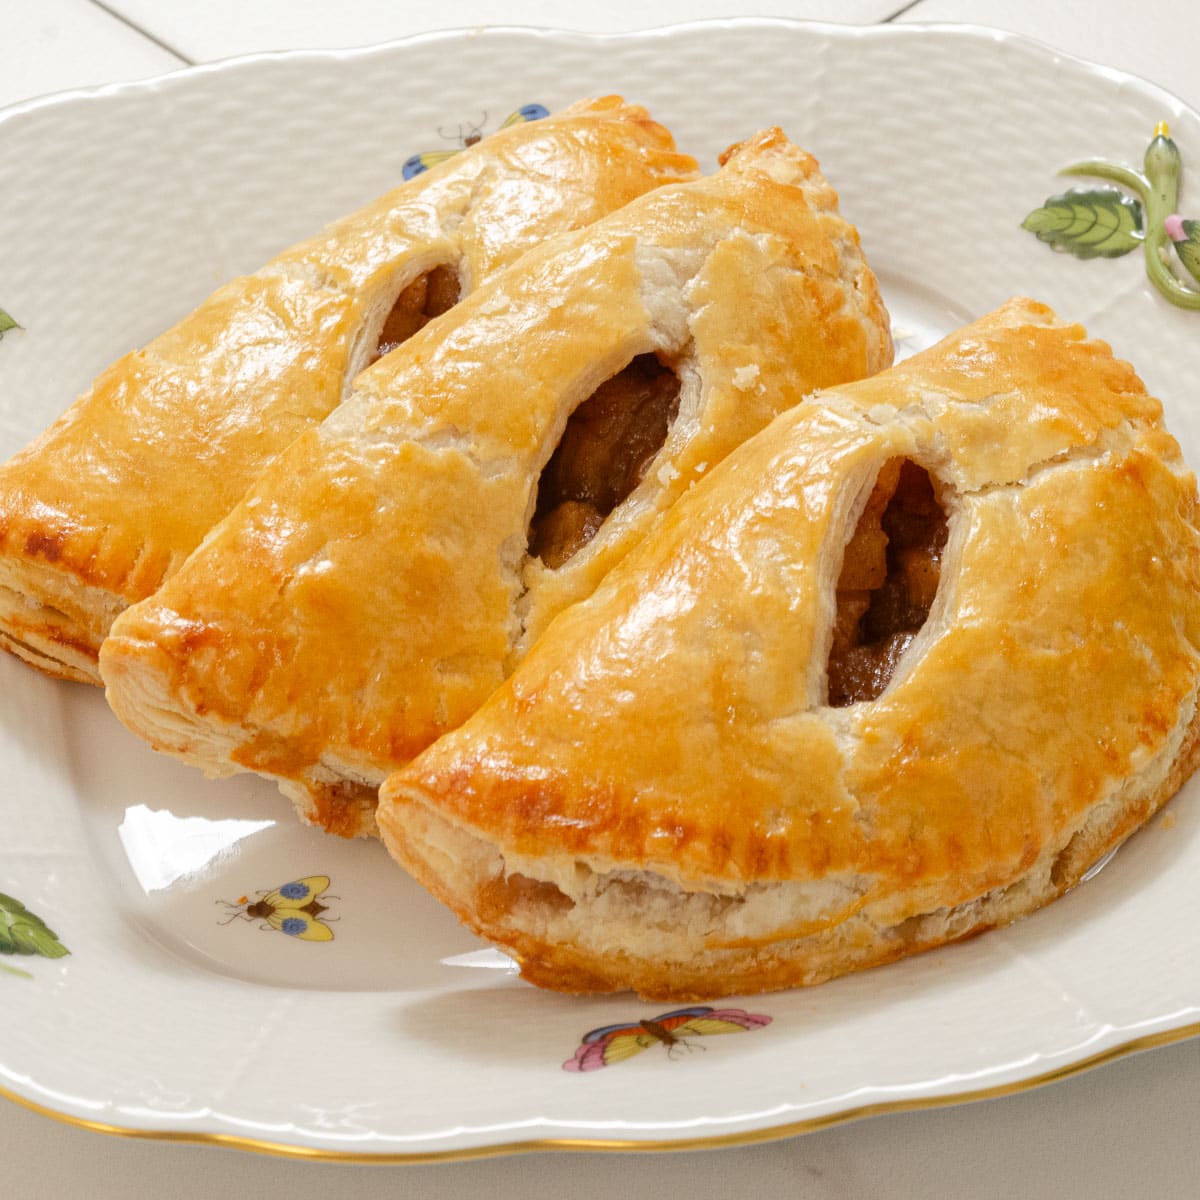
xmin=0 ymin=20 xmax=1198 ymax=1160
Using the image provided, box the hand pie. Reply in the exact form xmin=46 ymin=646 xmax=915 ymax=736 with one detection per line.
xmin=0 ymin=96 xmax=695 ymax=683
xmin=377 ymin=298 xmax=1200 ymax=999
xmin=99 ymin=128 xmax=894 ymax=837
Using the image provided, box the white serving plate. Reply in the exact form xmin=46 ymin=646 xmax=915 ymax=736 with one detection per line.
xmin=0 ymin=19 xmax=1197 ymax=1161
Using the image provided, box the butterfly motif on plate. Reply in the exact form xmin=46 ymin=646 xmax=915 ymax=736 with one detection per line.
xmin=402 ymin=103 xmax=550 ymax=180
xmin=562 ymin=1005 xmax=772 ymax=1072
xmin=218 ymin=875 xmax=337 ymax=942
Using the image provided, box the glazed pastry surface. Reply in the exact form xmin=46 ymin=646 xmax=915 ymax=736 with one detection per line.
xmin=100 ymin=128 xmax=893 ymax=836
xmin=0 ymin=96 xmax=695 ymax=682
xmin=377 ymin=298 xmax=1200 ymax=998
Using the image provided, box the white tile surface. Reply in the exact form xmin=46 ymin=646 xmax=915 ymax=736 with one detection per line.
xmin=98 ymin=0 xmax=904 ymax=61
xmin=0 ymin=0 xmax=182 ymax=108
xmin=900 ymin=0 xmax=1199 ymax=108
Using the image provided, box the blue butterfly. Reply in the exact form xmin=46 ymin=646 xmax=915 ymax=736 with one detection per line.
xmin=402 ymin=104 xmax=550 ymax=180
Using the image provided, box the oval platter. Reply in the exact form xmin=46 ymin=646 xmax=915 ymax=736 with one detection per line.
xmin=0 ymin=19 xmax=1197 ymax=1160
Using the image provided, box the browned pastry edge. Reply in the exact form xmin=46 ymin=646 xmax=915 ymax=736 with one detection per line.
xmin=382 ymin=700 xmax=1200 ymax=1000
xmin=0 ymin=629 xmax=96 ymax=685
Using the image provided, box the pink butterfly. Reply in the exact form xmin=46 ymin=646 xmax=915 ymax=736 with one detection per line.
xmin=563 ymin=1005 xmax=771 ymax=1071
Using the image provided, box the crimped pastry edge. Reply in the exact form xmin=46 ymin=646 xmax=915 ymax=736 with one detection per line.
xmin=378 ymin=691 xmax=1200 ymax=1000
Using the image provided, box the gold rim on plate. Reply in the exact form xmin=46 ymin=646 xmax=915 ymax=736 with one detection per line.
xmin=4 ymin=1020 xmax=1197 ymax=1162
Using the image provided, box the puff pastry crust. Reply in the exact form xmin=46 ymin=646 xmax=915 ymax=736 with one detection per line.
xmin=377 ymin=298 xmax=1200 ymax=999
xmin=99 ymin=128 xmax=893 ymax=837
xmin=0 ymin=96 xmax=695 ymax=683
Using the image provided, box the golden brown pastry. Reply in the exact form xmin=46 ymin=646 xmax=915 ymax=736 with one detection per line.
xmin=99 ymin=128 xmax=893 ymax=837
xmin=377 ymin=298 xmax=1200 ymax=999
xmin=0 ymin=96 xmax=696 ymax=683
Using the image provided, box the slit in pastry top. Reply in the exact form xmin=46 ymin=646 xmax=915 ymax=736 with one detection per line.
xmin=0 ymin=96 xmax=697 ymax=684
xmin=99 ymin=126 xmax=894 ymax=839
xmin=371 ymin=264 xmax=463 ymax=363
xmin=827 ymin=458 xmax=948 ymax=706
xmin=530 ymin=353 xmax=682 ymax=569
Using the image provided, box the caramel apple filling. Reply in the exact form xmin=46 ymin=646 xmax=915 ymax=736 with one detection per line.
xmin=828 ymin=459 xmax=947 ymax=706
xmin=372 ymin=265 xmax=461 ymax=361
xmin=530 ymin=354 xmax=681 ymax=568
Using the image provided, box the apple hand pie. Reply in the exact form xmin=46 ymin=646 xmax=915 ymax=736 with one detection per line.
xmin=0 ymin=96 xmax=695 ymax=683
xmin=100 ymin=128 xmax=893 ymax=837
xmin=377 ymin=298 xmax=1200 ymax=999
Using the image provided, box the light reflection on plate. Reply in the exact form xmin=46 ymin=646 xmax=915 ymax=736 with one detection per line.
xmin=442 ymin=948 xmax=520 ymax=971
xmin=118 ymin=805 xmax=274 ymax=892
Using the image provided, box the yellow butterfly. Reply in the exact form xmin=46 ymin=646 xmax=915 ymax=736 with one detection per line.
xmin=402 ymin=104 xmax=549 ymax=180
xmin=219 ymin=875 xmax=336 ymax=942
xmin=563 ymin=1006 xmax=772 ymax=1071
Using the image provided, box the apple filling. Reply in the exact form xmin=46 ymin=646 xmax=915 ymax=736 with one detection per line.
xmin=371 ymin=265 xmax=461 ymax=361
xmin=828 ymin=459 xmax=947 ymax=706
xmin=530 ymin=354 xmax=681 ymax=568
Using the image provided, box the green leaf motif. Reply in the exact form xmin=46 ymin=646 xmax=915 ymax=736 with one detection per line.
xmin=0 ymin=893 xmax=70 ymax=960
xmin=0 ymin=307 xmax=19 ymax=336
xmin=1173 ymin=218 xmax=1200 ymax=286
xmin=1022 ymin=188 xmax=1144 ymax=259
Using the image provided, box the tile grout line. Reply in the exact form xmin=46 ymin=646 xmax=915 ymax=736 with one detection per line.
xmin=84 ymin=1 xmax=196 ymax=65
xmin=883 ymin=1 xmax=927 ymax=20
